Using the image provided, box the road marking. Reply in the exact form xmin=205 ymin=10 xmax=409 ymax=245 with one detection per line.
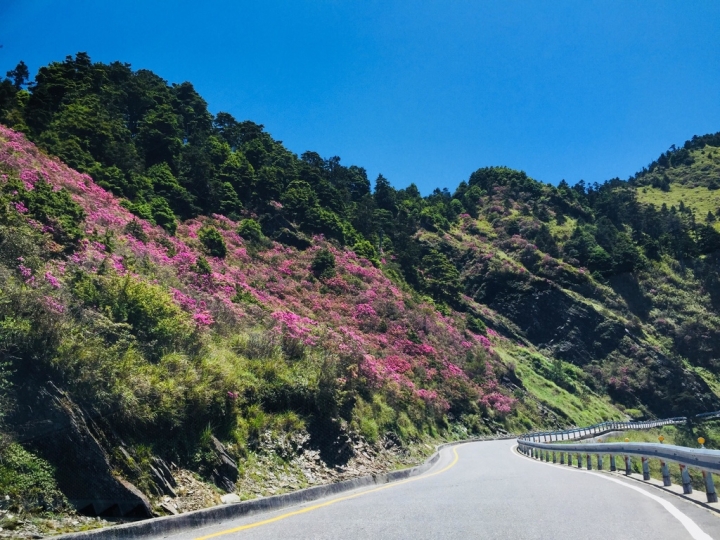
xmin=193 ymin=446 xmax=461 ymax=539
xmin=513 ymin=445 xmax=714 ymax=540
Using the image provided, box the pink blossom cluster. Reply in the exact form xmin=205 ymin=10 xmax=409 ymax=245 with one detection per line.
xmin=45 ymin=272 xmax=61 ymax=289
xmin=193 ymin=312 xmax=215 ymax=326
xmin=354 ymin=303 xmax=377 ymax=318
xmin=12 ymin=201 xmax=28 ymax=213
xmin=0 ymin=125 xmax=517 ymax=415
xmin=272 ymin=311 xmax=318 ymax=344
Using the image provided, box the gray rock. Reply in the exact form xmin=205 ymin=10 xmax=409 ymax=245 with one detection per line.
xmin=159 ymin=502 xmax=179 ymax=515
xmin=149 ymin=465 xmax=177 ymax=498
xmin=8 ymin=381 xmax=152 ymax=518
xmin=210 ymin=436 xmax=239 ymax=492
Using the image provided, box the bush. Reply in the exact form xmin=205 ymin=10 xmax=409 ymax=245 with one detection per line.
xmin=467 ymin=315 xmax=486 ymax=334
xmin=195 ymin=255 xmax=212 ymax=275
xmin=2 ymin=176 xmax=85 ymax=248
xmin=237 ymin=219 xmax=263 ymax=242
xmin=352 ymin=240 xmax=379 ymax=266
xmin=198 ymin=225 xmax=227 ymax=258
xmin=124 ymin=219 xmax=149 ymax=243
xmin=72 ymin=273 xmax=195 ymax=360
xmin=311 ymin=248 xmax=336 ymax=279
xmin=420 ymin=249 xmax=461 ymax=304
xmin=0 ymin=443 xmax=68 ymax=512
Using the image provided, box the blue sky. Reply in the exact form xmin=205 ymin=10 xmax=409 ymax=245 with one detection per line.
xmin=1 ymin=1 xmax=719 ymax=194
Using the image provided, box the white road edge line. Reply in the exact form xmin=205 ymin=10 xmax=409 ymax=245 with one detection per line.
xmin=511 ymin=444 xmax=714 ymax=540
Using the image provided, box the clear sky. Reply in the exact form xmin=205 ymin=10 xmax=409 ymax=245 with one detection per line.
xmin=1 ymin=1 xmax=719 ymax=194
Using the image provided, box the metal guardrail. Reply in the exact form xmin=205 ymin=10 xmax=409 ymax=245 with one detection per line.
xmin=517 ymin=412 xmax=720 ymax=504
xmin=519 ymin=418 xmax=686 ymax=443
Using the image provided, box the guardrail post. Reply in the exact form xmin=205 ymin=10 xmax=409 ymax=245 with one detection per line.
xmin=560 ymin=452 xmax=565 ymax=465
xmin=567 ymin=453 xmax=573 ymax=467
xmin=642 ymin=457 xmax=650 ymax=480
xmin=610 ymin=455 xmax=616 ymax=472
xmin=597 ymin=454 xmax=603 ymax=470
xmin=661 ymin=461 xmax=671 ymax=486
xmin=680 ymin=465 xmax=693 ymax=494
xmin=624 ymin=455 xmax=631 ymax=476
xmin=577 ymin=454 xmax=582 ymax=469
xmin=702 ymin=471 xmax=718 ymax=503
xmin=586 ymin=454 xmax=592 ymax=470
xmin=552 ymin=451 xmax=556 ymax=463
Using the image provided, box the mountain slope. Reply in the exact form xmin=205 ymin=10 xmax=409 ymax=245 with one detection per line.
xmin=2 ymin=125 xmax=604 ymax=526
xmin=2 ymin=53 xmax=720 ymax=528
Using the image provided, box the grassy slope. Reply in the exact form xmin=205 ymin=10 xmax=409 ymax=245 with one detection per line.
xmin=637 ymin=183 xmax=720 ymax=228
xmin=423 ymin=175 xmax=720 ymax=420
xmin=635 ymin=144 xmax=720 ymax=227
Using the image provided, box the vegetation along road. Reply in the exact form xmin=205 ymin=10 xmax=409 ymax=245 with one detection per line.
xmin=158 ymin=440 xmax=720 ymax=540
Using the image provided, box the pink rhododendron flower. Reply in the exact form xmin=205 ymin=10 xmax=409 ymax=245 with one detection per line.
xmin=44 ymin=296 xmax=65 ymax=313
xmin=354 ymin=303 xmax=377 ymax=318
xmin=45 ymin=272 xmax=61 ymax=289
xmin=12 ymin=201 xmax=28 ymax=213
xmin=18 ymin=264 xmax=32 ymax=280
xmin=193 ymin=312 xmax=214 ymax=326
xmin=480 ymin=392 xmax=515 ymax=414
xmin=20 ymin=169 xmax=36 ymax=190
xmin=384 ymin=355 xmax=412 ymax=374
xmin=416 ymin=388 xmax=438 ymax=401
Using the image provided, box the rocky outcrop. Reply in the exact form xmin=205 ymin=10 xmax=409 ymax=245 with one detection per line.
xmin=209 ymin=436 xmax=239 ymax=493
xmin=8 ymin=381 xmax=152 ymax=518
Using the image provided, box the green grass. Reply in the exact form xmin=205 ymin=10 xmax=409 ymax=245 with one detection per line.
xmin=499 ymin=347 xmax=625 ymax=427
xmin=549 ymin=216 xmax=577 ymax=242
xmin=684 ymin=363 xmax=720 ymax=399
xmin=637 ymin=145 xmax=720 ymax=188
xmin=633 ymin=145 xmax=720 ymax=227
xmin=636 ymin=183 xmax=720 ymax=227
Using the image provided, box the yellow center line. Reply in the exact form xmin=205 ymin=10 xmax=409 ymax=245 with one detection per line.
xmin=194 ymin=446 xmax=462 ymax=539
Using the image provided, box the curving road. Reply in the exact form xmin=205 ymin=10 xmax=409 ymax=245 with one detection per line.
xmin=157 ymin=440 xmax=720 ymax=540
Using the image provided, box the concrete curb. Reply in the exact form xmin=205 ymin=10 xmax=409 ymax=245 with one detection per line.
xmin=54 ymin=435 xmax=516 ymax=539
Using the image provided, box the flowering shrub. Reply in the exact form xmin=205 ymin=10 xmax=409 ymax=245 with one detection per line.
xmin=0 ymin=124 xmax=516 ymax=435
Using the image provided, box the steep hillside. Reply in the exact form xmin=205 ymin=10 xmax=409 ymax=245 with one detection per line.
xmin=0 ymin=125 xmax=615 ymax=532
xmin=2 ymin=53 xmax=720 ymax=531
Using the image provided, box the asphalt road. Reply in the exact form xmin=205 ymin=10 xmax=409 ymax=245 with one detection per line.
xmin=157 ymin=439 xmax=720 ymax=540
